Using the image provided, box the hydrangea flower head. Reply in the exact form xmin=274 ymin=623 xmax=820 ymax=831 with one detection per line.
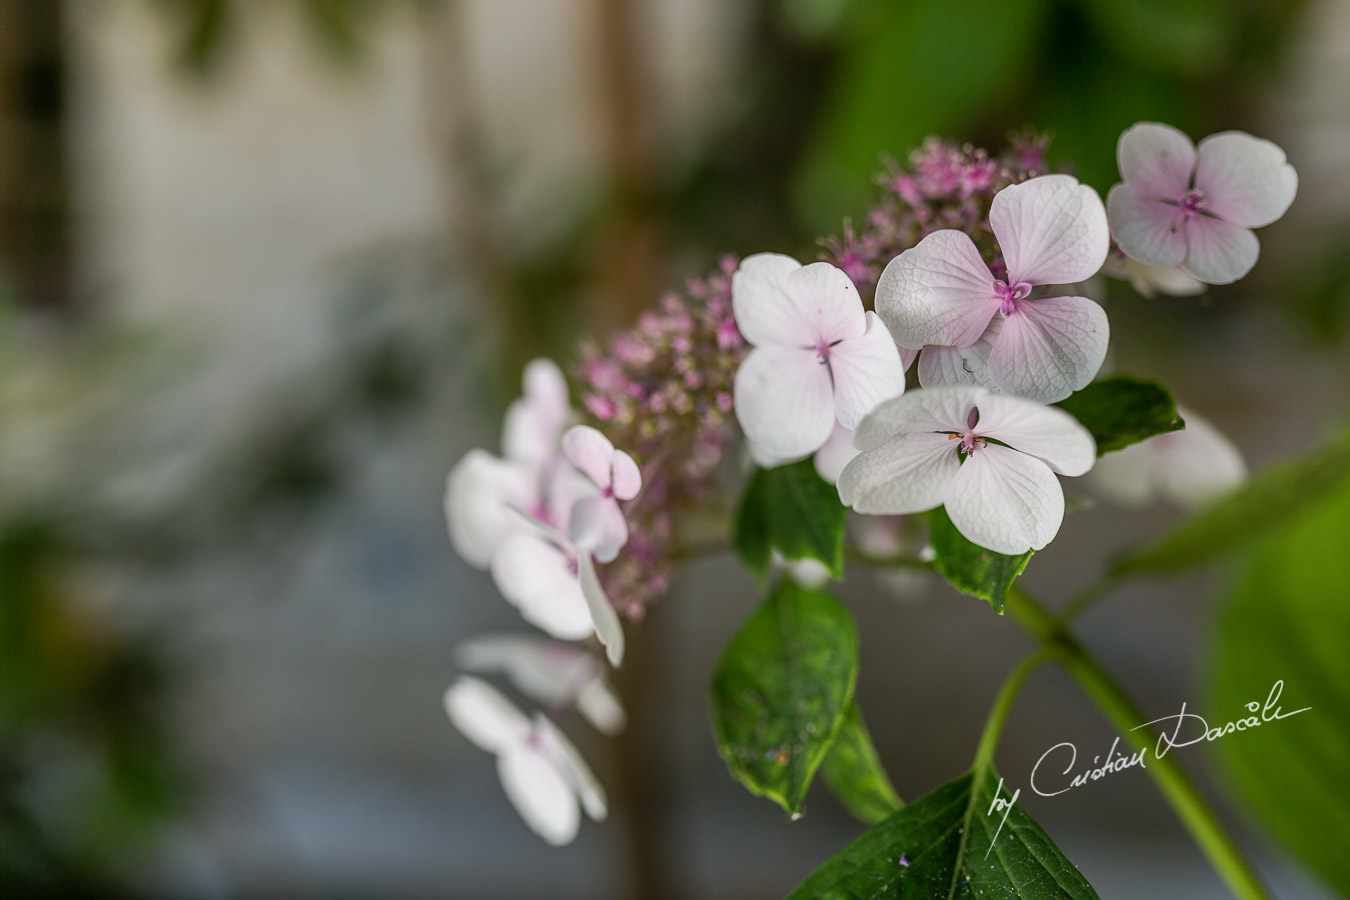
xmin=874 ymin=175 xmax=1111 ymax=404
xmin=837 ymin=385 xmax=1096 ymax=554
xmin=1107 ymin=123 xmax=1297 ymax=285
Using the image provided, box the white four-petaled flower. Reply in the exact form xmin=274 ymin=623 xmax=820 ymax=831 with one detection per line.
xmin=837 ymin=386 xmax=1097 ymax=555
xmin=1107 ymin=122 xmax=1297 ymax=285
xmin=732 ymin=254 xmax=906 ymax=463
xmin=875 ymin=174 xmax=1111 ymax=404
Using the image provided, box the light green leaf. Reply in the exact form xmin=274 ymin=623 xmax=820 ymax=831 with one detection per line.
xmin=928 ymin=507 xmax=1032 ymax=614
xmin=821 ymin=702 xmax=903 ymax=825
xmin=1112 ymin=428 xmax=1350 ymax=577
xmin=710 ymin=582 xmax=859 ymax=816
xmin=788 ymin=768 xmax=1100 ymax=898
xmin=735 ymin=460 xmax=848 ymax=581
xmin=1054 ymin=376 xmax=1184 ymax=456
xmin=1206 ymin=478 xmax=1350 ymax=897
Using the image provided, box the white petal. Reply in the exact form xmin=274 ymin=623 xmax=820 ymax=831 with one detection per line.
xmin=1107 ymin=184 xmax=1188 ymax=268
xmin=970 ymin=393 xmax=1097 ymax=476
xmin=899 ymin=344 xmax=919 ymax=371
xmin=1194 ymin=131 xmax=1297 ymax=229
xmin=544 ymin=463 xmax=600 ymax=535
xmin=852 ymin=385 xmax=987 ymax=452
xmin=497 ymin=743 xmax=580 ymax=845
xmin=491 ymin=531 xmax=595 ymax=640
xmin=733 ymin=346 xmax=837 ymax=460
xmin=568 ymin=496 xmax=628 ymax=563
xmin=783 ymin=262 xmax=868 ymax=344
xmin=1157 ymin=409 xmax=1247 ymax=509
xmin=875 ymin=231 xmax=1000 ymax=350
xmin=576 ymin=678 xmax=627 ymax=736
xmin=1117 ymin=122 xmax=1196 ymax=199
xmin=943 ymin=445 xmax=1064 ymax=554
xmin=783 ymin=555 xmax=832 ymax=589
xmin=1124 ymin=259 xmax=1206 ymax=298
xmin=456 ymin=635 xmax=599 ymax=711
xmin=562 ymin=425 xmax=617 ymax=490
xmin=445 ymin=450 xmax=537 ymax=569
xmin=610 ymin=450 xmax=642 ymax=501
xmin=987 ymin=296 xmax=1109 ymax=403
xmin=534 ymin=716 xmax=608 ymax=822
xmin=730 ymin=253 xmax=811 ymax=348
xmin=990 ymin=175 xmax=1110 ymax=286
xmin=829 ymin=311 xmax=907 ymax=430
xmin=916 ymin=318 xmax=1001 ymax=390
xmin=837 ymin=431 xmax=961 ymax=515
xmin=813 ymin=422 xmax=860 ymax=485
xmin=577 ymin=554 xmax=625 ymax=667
xmin=1182 ymin=216 xmax=1260 ymax=285
xmin=503 ymin=358 xmax=571 ymax=464
xmin=1081 ymin=443 xmax=1159 ymax=507
xmin=443 ymin=676 xmax=531 ymax=754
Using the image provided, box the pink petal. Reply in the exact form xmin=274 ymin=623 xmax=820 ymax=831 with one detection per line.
xmin=1107 ymin=185 xmax=1188 ymax=268
xmin=837 ymin=431 xmax=961 ymax=515
xmin=730 ymin=253 xmax=810 ymax=348
xmin=783 ymin=262 xmax=868 ymax=344
xmin=609 ymin=450 xmax=641 ymax=501
xmin=829 ymin=311 xmax=907 ymax=430
xmin=443 ymin=676 xmax=532 ymax=754
xmin=733 ymin=346 xmax=837 ymax=460
xmin=989 ymin=174 xmax=1110 ymax=286
xmin=851 ymin=384 xmax=985 ymax=451
xmin=968 ymin=393 xmax=1097 ymax=476
xmin=1182 ymin=216 xmax=1259 ymax=284
xmin=916 ymin=318 xmax=1001 ymax=390
xmin=562 ymin=425 xmax=616 ymax=490
xmin=497 ymin=743 xmax=581 ymax=846
xmin=568 ymin=496 xmax=628 ymax=563
xmin=942 ymin=444 xmax=1064 ymax=554
xmin=577 ymin=554 xmax=625 ymax=667
xmin=874 ymin=230 xmax=1000 ymax=350
xmin=490 ymin=531 xmax=595 ymax=640
xmin=987 ymin=296 xmax=1109 ymax=404
xmin=1116 ymin=122 xmax=1196 ymax=199
xmin=1195 ymin=131 xmax=1297 ymax=229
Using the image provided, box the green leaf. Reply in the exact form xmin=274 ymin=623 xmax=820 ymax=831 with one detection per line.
xmin=1112 ymin=428 xmax=1350 ymax=577
xmin=1206 ymin=478 xmax=1350 ymax=897
xmin=1077 ymin=0 xmax=1237 ymax=79
xmin=789 ymin=768 xmax=1100 ymax=898
xmin=734 ymin=460 xmax=848 ymax=581
xmin=928 ymin=508 xmax=1032 ymax=614
xmin=710 ymin=582 xmax=859 ymax=816
xmin=1054 ymin=376 xmax=1184 ymax=456
xmin=821 ymin=702 xmax=903 ymax=825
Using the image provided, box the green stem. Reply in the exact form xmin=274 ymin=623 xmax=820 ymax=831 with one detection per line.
xmin=1058 ymin=574 xmax=1117 ymax=624
xmin=1006 ymin=587 xmax=1273 ymax=900
xmin=972 ymin=650 xmax=1051 ymax=771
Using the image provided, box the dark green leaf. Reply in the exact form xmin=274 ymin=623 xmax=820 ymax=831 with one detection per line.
xmin=1077 ymin=0 xmax=1236 ymax=79
xmin=1054 ymin=376 xmax=1184 ymax=456
xmin=928 ymin=507 xmax=1032 ymax=614
xmin=735 ymin=460 xmax=848 ymax=581
xmin=1206 ymin=479 xmax=1350 ymax=897
xmin=1113 ymin=428 xmax=1350 ymax=576
xmin=710 ymin=582 xmax=858 ymax=816
xmin=789 ymin=768 xmax=1100 ymax=898
xmin=821 ymin=702 xmax=903 ymax=825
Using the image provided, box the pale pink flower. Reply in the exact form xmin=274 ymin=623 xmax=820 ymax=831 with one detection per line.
xmin=732 ymin=254 xmax=906 ymax=462
xmin=837 ymin=386 xmax=1096 ymax=555
xmin=875 ymin=175 xmax=1111 ymax=404
xmin=1106 ymin=123 xmax=1297 ymax=285
xmin=561 ymin=425 xmax=642 ymax=564
xmin=1100 ymin=247 xmax=1206 ymax=298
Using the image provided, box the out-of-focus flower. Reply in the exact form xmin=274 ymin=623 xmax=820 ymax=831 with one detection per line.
xmin=732 ymin=254 xmax=906 ymax=462
xmin=813 ymin=422 xmax=861 ymax=485
xmin=561 ymin=425 xmax=642 ymax=564
xmin=875 ymin=175 xmax=1111 ymax=403
xmin=444 ymin=677 xmax=607 ymax=846
xmin=838 ymin=386 xmax=1096 ymax=554
xmin=503 ymin=358 xmax=572 ymax=464
xmin=1100 ymin=246 xmax=1206 ymax=298
xmin=1084 ymin=406 xmax=1246 ymax=510
xmin=1107 ymin=123 xmax=1297 ymax=285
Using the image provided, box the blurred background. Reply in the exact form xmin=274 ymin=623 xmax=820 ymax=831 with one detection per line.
xmin=1 ymin=0 xmax=1348 ymax=897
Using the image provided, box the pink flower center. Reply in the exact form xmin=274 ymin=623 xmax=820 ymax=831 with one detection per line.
xmin=1179 ymin=188 xmax=1207 ymax=214
xmin=814 ymin=341 xmax=833 ymax=365
xmin=948 ymin=406 xmax=987 ymax=456
xmin=994 ymin=280 xmax=1033 ymax=316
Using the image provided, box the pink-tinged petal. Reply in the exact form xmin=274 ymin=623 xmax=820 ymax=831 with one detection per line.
xmin=943 ymin=445 xmax=1064 ymax=554
xmin=829 ymin=311 xmax=907 ymax=430
xmin=783 ymin=262 xmax=868 ymax=344
xmin=899 ymin=344 xmax=919 ymax=371
xmin=455 ymin=635 xmax=609 ymax=725
xmin=1117 ymin=122 xmax=1196 ymax=199
xmin=813 ymin=422 xmax=860 ymax=485
xmin=874 ymin=230 xmax=999 ymax=350
xmin=562 ymin=425 xmax=617 ymax=490
xmin=497 ymin=743 xmax=580 ymax=846
xmin=1157 ymin=409 xmax=1247 ymax=509
xmin=568 ymin=496 xmax=628 ymax=563
xmin=730 ymin=253 xmax=809 ymax=348
xmin=917 ymin=318 xmax=1001 ymax=390
xmin=544 ymin=463 xmax=598 ymax=535
xmin=443 ymin=676 xmax=531 ymax=754
xmin=1122 ymin=259 xmax=1206 ymax=298
xmin=1182 ymin=216 xmax=1260 ymax=284
xmin=837 ymin=431 xmax=961 ymax=515
xmin=987 ymin=296 xmax=1109 ymax=404
xmin=990 ymin=174 xmax=1110 ymax=286
xmin=851 ymin=384 xmax=987 ymax=451
xmin=609 ymin=449 xmax=641 ymax=501
xmin=733 ymin=346 xmax=837 ymax=460
xmin=1107 ymin=185 xmax=1188 ymax=267
xmin=577 ymin=554 xmax=625 ymax=667
xmin=490 ymin=532 xmax=594 ymax=640
xmin=534 ymin=716 xmax=608 ymax=821
xmin=1195 ymin=131 xmax=1298 ymax=229
xmin=503 ymin=358 xmax=571 ymax=463
xmin=445 ymin=450 xmax=536 ymax=569
xmin=969 ymin=393 xmax=1097 ymax=476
